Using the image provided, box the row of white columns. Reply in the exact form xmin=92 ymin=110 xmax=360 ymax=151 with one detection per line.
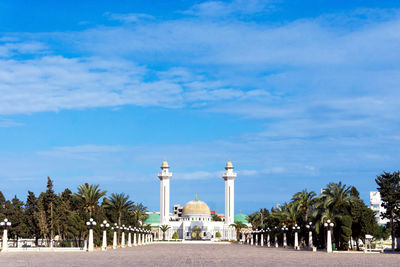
xmin=86 ymin=219 xmax=154 ymax=252
xmin=242 ymin=221 xmax=334 ymax=253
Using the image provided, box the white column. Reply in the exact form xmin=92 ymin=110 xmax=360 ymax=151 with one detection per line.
xmin=261 ymin=233 xmax=264 ymax=246
xmin=113 ymin=230 xmax=117 ymax=249
xmin=1 ymin=229 xmax=8 ymax=252
xmin=158 ymin=160 xmax=172 ymax=225
xmin=121 ymin=231 xmax=126 ymax=248
xmin=102 ymin=230 xmax=107 ymax=251
xmin=309 ymin=231 xmax=313 ymax=248
xmin=327 ymin=229 xmax=332 ymax=253
xmin=275 ymin=235 xmax=278 ymax=247
xmin=128 ymin=232 xmax=132 ymax=247
xmin=250 ymin=233 xmax=254 ymax=245
xmin=325 ymin=220 xmax=334 ymax=253
xmin=267 ymin=233 xmax=270 ymax=247
xmin=133 ymin=232 xmax=137 ymax=246
xmin=242 ymin=233 xmax=245 ymax=243
xmin=255 ymin=233 xmax=258 ymax=246
xmin=283 ymin=233 xmax=287 ymax=248
xmin=88 ymin=229 xmax=94 ymax=252
xmin=294 ymin=232 xmax=299 ymax=250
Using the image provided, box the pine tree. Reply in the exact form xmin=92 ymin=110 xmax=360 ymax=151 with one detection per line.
xmin=375 ymin=171 xmax=400 ymax=251
xmin=0 ymin=191 xmax=6 ymax=220
xmin=25 ymin=191 xmax=40 ymax=243
xmin=43 ymin=177 xmax=58 ymax=242
xmin=9 ymin=195 xmax=28 ymax=238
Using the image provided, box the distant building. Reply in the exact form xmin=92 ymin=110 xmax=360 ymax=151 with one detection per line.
xmin=143 ymin=160 xmax=241 ymax=240
xmin=369 ymin=191 xmax=389 ymax=225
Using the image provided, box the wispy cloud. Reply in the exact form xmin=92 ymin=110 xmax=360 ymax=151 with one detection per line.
xmin=104 ymin=12 xmax=155 ymax=23
xmin=0 ymin=119 xmax=23 ymax=127
xmin=183 ymin=0 xmax=274 ymax=17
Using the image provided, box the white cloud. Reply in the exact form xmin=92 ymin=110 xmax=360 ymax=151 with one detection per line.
xmin=105 ymin=12 xmax=155 ymax=23
xmin=183 ymin=0 xmax=273 ymax=17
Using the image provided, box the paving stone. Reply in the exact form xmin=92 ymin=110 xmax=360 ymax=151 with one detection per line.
xmin=0 ymin=244 xmax=398 ymax=267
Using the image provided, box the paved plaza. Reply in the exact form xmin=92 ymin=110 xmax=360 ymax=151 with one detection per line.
xmin=0 ymin=244 xmax=398 ymax=267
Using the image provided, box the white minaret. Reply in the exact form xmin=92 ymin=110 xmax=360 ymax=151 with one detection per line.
xmin=158 ymin=160 xmax=172 ymax=224
xmin=222 ymin=160 xmax=237 ymax=225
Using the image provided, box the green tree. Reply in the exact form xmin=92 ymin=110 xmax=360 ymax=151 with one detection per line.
xmin=43 ymin=177 xmax=58 ymax=241
xmin=159 ymin=225 xmax=171 ymax=240
xmin=8 ymin=195 xmax=28 ymax=238
xmin=374 ymin=225 xmax=390 ymax=240
xmin=74 ymin=183 xmax=107 ymax=217
xmin=133 ymin=202 xmax=148 ymax=226
xmin=25 ymin=191 xmax=40 ymax=243
xmin=313 ymin=182 xmax=355 ymax=243
xmin=0 ymin=191 xmax=6 ymax=220
xmin=212 ymin=214 xmax=222 ymax=221
xmin=375 ymin=171 xmax=400 ymax=251
xmin=104 ymin=193 xmax=134 ymax=241
xmin=291 ymin=189 xmax=316 ymax=223
xmin=340 ymin=215 xmax=352 ymax=250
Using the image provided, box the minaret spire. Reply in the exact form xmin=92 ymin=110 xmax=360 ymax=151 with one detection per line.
xmin=222 ymin=160 xmax=237 ymax=225
xmin=158 ymin=159 xmax=172 ymax=224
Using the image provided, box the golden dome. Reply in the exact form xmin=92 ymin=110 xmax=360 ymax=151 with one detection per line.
xmin=226 ymin=160 xmax=233 ymax=168
xmin=161 ymin=160 xmax=169 ymax=168
xmin=182 ymin=200 xmax=211 ymax=215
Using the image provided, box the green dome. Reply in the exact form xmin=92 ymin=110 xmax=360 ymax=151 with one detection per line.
xmin=144 ymin=213 xmax=160 ymax=224
xmin=234 ymin=213 xmax=248 ymax=224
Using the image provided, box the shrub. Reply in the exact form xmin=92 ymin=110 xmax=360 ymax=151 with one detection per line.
xmin=340 ymin=215 xmax=352 ymax=250
xmin=172 ymin=232 xmax=179 ymax=239
xmin=216 ymin=232 xmax=222 ymax=238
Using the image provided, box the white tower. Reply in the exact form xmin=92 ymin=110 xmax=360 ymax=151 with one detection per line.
xmin=222 ymin=160 xmax=237 ymax=225
xmin=158 ymin=160 xmax=172 ymax=224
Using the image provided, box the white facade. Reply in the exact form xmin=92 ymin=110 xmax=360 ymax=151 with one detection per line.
xmin=369 ymin=191 xmax=389 ymax=225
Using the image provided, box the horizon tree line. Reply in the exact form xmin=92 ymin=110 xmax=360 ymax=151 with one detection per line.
xmin=0 ymin=177 xmax=149 ymax=247
xmin=245 ymin=171 xmax=399 ymax=251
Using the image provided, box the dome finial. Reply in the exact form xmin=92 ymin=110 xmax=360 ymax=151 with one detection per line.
xmin=226 ymin=160 xmax=233 ymax=169
xmin=161 ymin=159 xmax=169 ymax=168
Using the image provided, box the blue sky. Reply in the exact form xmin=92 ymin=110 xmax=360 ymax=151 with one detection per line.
xmin=0 ymin=0 xmax=399 ymax=214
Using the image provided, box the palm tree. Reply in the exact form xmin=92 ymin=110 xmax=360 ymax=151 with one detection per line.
xmin=160 ymin=225 xmax=171 ymax=241
xmin=313 ymin=182 xmax=356 ymax=247
xmin=272 ymin=203 xmax=299 ymax=226
xmin=247 ymin=211 xmax=263 ymax=228
xmin=103 ymin=193 xmax=134 ymax=240
xmin=315 ymin=182 xmax=355 ymax=219
xmin=230 ymin=222 xmax=248 ymax=241
xmin=133 ymin=202 xmax=148 ymax=226
xmin=74 ymin=183 xmax=107 ymax=217
xmin=292 ymin=189 xmax=316 ymax=223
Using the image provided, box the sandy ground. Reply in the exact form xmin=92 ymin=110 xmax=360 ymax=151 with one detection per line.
xmin=0 ymin=243 xmax=398 ymax=267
